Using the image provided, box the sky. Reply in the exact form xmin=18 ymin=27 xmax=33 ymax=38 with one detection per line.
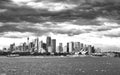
xmin=0 ymin=0 xmax=120 ymax=52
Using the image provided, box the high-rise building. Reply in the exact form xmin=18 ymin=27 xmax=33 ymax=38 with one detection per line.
xmin=58 ymin=43 xmax=63 ymax=53
xmin=74 ymin=42 xmax=79 ymax=52
xmin=69 ymin=42 xmax=74 ymax=53
xmin=46 ymin=36 xmax=51 ymax=52
xmin=42 ymin=43 xmax=47 ymax=52
xmin=67 ymin=43 xmax=69 ymax=53
xmin=84 ymin=44 xmax=88 ymax=51
xmin=88 ymin=45 xmax=92 ymax=55
xmin=34 ymin=38 xmax=39 ymax=52
xmin=63 ymin=46 xmax=67 ymax=53
xmin=46 ymin=36 xmax=51 ymax=46
xmin=91 ymin=46 xmax=95 ymax=53
xmin=80 ymin=43 xmax=83 ymax=50
xmin=51 ymin=39 xmax=56 ymax=53
xmin=29 ymin=42 xmax=34 ymax=52
xmin=38 ymin=41 xmax=43 ymax=53
xmin=23 ymin=42 xmax=27 ymax=52
xmin=77 ymin=42 xmax=81 ymax=51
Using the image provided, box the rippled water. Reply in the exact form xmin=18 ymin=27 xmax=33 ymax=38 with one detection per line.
xmin=0 ymin=56 xmax=119 ymax=75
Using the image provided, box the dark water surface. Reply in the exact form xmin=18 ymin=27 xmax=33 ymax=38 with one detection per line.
xmin=0 ymin=56 xmax=120 ymax=75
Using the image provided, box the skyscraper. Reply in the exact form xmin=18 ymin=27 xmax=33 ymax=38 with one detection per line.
xmin=77 ymin=42 xmax=81 ymax=51
xmin=80 ymin=43 xmax=83 ymax=50
xmin=34 ymin=38 xmax=39 ymax=52
xmin=38 ymin=41 xmax=43 ymax=53
xmin=69 ymin=42 xmax=74 ymax=53
xmin=36 ymin=38 xmax=39 ymax=52
xmin=58 ymin=43 xmax=63 ymax=53
xmin=23 ymin=42 xmax=27 ymax=52
xmin=46 ymin=36 xmax=51 ymax=52
xmin=42 ymin=43 xmax=47 ymax=52
xmin=29 ymin=42 xmax=34 ymax=52
xmin=67 ymin=43 xmax=69 ymax=53
xmin=46 ymin=36 xmax=51 ymax=47
xmin=74 ymin=42 xmax=79 ymax=52
xmin=88 ymin=45 xmax=92 ymax=55
xmin=63 ymin=46 xmax=67 ymax=53
xmin=51 ymin=39 xmax=56 ymax=53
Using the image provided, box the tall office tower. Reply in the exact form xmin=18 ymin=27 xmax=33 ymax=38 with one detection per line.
xmin=80 ymin=43 xmax=83 ymax=50
xmin=67 ymin=43 xmax=69 ymax=53
xmin=42 ymin=43 xmax=47 ymax=52
xmin=69 ymin=42 xmax=74 ymax=53
xmin=56 ymin=46 xmax=59 ymax=53
xmin=38 ymin=41 xmax=43 ymax=53
xmin=34 ymin=39 xmax=38 ymax=52
xmin=29 ymin=42 xmax=34 ymax=52
xmin=63 ymin=46 xmax=67 ymax=53
xmin=58 ymin=43 xmax=63 ymax=53
xmin=36 ymin=38 xmax=39 ymax=52
xmin=51 ymin=39 xmax=56 ymax=53
xmin=77 ymin=42 xmax=81 ymax=51
xmin=46 ymin=36 xmax=51 ymax=46
xmin=46 ymin=36 xmax=51 ymax=52
xmin=74 ymin=42 xmax=79 ymax=52
xmin=88 ymin=45 xmax=92 ymax=55
xmin=23 ymin=42 xmax=27 ymax=52
xmin=84 ymin=44 xmax=88 ymax=51
xmin=91 ymin=46 xmax=95 ymax=53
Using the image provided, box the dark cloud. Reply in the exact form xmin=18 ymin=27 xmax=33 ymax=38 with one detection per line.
xmin=104 ymin=34 xmax=120 ymax=38
xmin=0 ymin=0 xmax=120 ymax=24
xmin=0 ymin=0 xmax=120 ymax=38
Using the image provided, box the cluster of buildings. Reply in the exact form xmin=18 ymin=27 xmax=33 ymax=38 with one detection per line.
xmin=3 ymin=36 xmax=96 ymax=55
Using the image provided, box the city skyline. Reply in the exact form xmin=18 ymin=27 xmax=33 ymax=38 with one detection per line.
xmin=0 ymin=0 xmax=120 ymax=52
xmin=3 ymin=36 xmax=95 ymax=55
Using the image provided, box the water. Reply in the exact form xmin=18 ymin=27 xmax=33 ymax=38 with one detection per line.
xmin=0 ymin=56 xmax=119 ymax=75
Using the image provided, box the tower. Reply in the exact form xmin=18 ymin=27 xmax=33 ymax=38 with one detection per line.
xmin=46 ymin=36 xmax=51 ymax=47
xmin=51 ymin=39 xmax=56 ymax=53
xmin=88 ymin=45 xmax=92 ymax=55
xmin=46 ymin=36 xmax=51 ymax=52
xmin=69 ymin=42 xmax=74 ymax=53
xmin=58 ymin=43 xmax=63 ymax=53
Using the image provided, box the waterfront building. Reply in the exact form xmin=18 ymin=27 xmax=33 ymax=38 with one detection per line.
xmin=80 ymin=43 xmax=83 ymax=50
xmin=74 ymin=42 xmax=80 ymax=52
xmin=67 ymin=43 xmax=69 ymax=53
xmin=23 ymin=42 xmax=27 ymax=52
xmin=29 ymin=42 xmax=34 ymax=52
xmin=63 ymin=46 xmax=67 ymax=53
xmin=58 ymin=43 xmax=63 ymax=53
xmin=51 ymin=39 xmax=56 ymax=53
xmin=46 ymin=36 xmax=51 ymax=46
xmin=34 ymin=39 xmax=38 ymax=52
xmin=88 ymin=45 xmax=92 ymax=55
xmin=42 ymin=43 xmax=47 ymax=52
xmin=38 ymin=41 xmax=43 ymax=53
xmin=69 ymin=42 xmax=74 ymax=53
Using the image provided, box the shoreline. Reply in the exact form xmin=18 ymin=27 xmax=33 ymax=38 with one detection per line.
xmin=0 ymin=55 xmax=117 ymax=59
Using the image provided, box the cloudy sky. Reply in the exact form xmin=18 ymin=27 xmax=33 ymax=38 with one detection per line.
xmin=0 ymin=0 xmax=120 ymax=51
